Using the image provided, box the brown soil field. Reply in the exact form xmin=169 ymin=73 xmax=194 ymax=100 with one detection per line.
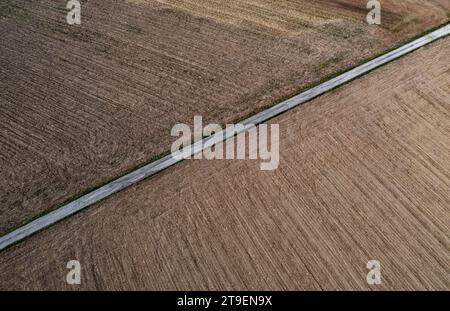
xmin=0 ymin=1 xmax=449 ymax=235
xmin=1 ymin=37 xmax=448 ymax=290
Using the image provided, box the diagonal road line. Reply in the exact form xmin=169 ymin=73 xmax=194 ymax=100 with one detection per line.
xmin=1 ymin=24 xmax=449 ymax=251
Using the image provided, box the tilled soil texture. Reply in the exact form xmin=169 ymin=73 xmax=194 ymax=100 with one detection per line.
xmin=1 ymin=37 xmax=449 ymax=291
xmin=0 ymin=1 xmax=449 ymax=235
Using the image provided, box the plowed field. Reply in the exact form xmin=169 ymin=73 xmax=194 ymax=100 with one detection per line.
xmin=1 ymin=36 xmax=448 ymax=290
xmin=0 ymin=0 xmax=449 ymax=235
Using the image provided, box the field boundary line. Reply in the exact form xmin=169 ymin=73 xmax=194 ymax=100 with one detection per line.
xmin=1 ymin=24 xmax=449 ymax=251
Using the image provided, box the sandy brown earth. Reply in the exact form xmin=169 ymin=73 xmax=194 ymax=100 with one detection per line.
xmin=0 ymin=1 xmax=449 ymax=235
xmin=0 ymin=37 xmax=448 ymax=291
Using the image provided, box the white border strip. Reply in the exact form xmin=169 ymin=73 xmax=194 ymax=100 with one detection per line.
xmin=1 ymin=25 xmax=449 ymax=251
